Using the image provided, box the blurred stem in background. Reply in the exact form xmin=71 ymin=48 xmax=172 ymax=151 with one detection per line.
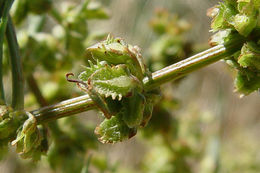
xmin=0 ymin=0 xmax=15 ymax=104
xmin=6 ymin=16 xmax=24 ymax=110
xmin=27 ymin=74 xmax=48 ymax=107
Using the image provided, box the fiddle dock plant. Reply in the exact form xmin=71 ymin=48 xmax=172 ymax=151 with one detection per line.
xmin=0 ymin=0 xmax=259 ymax=168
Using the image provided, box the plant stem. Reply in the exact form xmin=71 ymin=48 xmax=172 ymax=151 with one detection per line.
xmin=33 ymin=95 xmax=96 ymax=123
xmin=0 ymin=0 xmax=14 ymax=104
xmin=33 ymin=41 xmax=242 ymax=123
xmin=143 ymin=45 xmax=227 ymax=90
xmin=6 ymin=16 xmax=24 ymax=110
xmin=27 ymin=74 xmax=48 ymax=107
xmin=49 ymin=8 xmax=63 ymax=24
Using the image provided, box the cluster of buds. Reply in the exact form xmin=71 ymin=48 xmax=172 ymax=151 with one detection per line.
xmin=208 ymin=0 xmax=260 ymax=95
xmin=0 ymin=105 xmax=47 ymax=160
xmin=67 ymin=35 xmax=160 ymax=143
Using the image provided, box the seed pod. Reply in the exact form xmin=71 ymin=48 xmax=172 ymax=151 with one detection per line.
xmin=11 ymin=112 xmax=46 ymax=161
xmin=235 ymin=70 xmax=260 ymax=95
xmin=86 ymin=35 xmax=146 ymax=80
xmin=122 ymin=91 xmax=145 ymax=128
xmin=208 ymin=0 xmax=260 ymax=95
xmin=238 ymin=42 xmax=260 ymax=71
xmin=95 ymin=114 xmax=137 ymax=144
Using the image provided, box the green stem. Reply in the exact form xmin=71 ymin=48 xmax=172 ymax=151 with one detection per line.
xmin=33 ymin=41 xmax=242 ymax=123
xmin=0 ymin=0 xmax=14 ymax=104
xmin=26 ymin=73 xmax=63 ymax=139
xmin=33 ymin=95 xmax=96 ymax=123
xmin=49 ymin=8 xmax=63 ymax=24
xmin=6 ymin=16 xmax=24 ymax=110
xmin=27 ymin=74 xmax=48 ymax=107
xmin=144 ymin=45 xmax=227 ymax=90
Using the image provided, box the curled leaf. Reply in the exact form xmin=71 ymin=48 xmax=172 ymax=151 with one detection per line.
xmin=11 ymin=111 xmax=46 ymax=161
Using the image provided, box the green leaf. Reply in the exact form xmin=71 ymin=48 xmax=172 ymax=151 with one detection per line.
xmin=11 ymin=111 xmax=45 ymax=161
xmin=235 ymin=70 xmax=260 ymax=95
xmin=89 ymin=64 xmax=142 ymax=101
xmin=122 ymin=91 xmax=145 ymax=128
xmin=95 ymin=114 xmax=137 ymax=144
xmin=86 ymin=35 xmax=146 ymax=80
xmin=209 ymin=2 xmax=237 ymax=31
xmin=78 ymin=60 xmax=107 ymax=82
xmin=238 ymin=42 xmax=260 ymax=70
xmin=233 ymin=14 xmax=257 ymax=36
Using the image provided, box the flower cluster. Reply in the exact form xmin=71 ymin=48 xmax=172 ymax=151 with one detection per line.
xmin=208 ymin=0 xmax=260 ymax=95
xmin=68 ymin=35 xmax=160 ymax=143
xmin=0 ymin=105 xmax=46 ymax=161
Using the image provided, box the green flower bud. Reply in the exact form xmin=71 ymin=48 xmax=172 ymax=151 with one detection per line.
xmin=235 ymin=70 xmax=260 ymax=95
xmin=68 ymin=35 xmax=160 ymax=143
xmin=233 ymin=14 xmax=257 ymax=37
xmin=0 ymin=106 xmax=22 ymax=141
xmin=208 ymin=0 xmax=260 ymax=95
xmin=11 ymin=111 xmax=46 ymax=161
xmin=208 ymin=0 xmax=259 ymax=36
xmin=238 ymin=42 xmax=260 ymax=71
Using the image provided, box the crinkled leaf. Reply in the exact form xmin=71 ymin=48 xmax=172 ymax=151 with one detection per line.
xmin=78 ymin=60 xmax=107 ymax=81
xmin=238 ymin=42 xmax=260 ymax=70
xmin=11 ymin=112 xmax=45 ymax=161
xmin=95 ymin=114 xmax=137 ymax=144
xmin=0 ymin=106 xmax=22 ymax=141
xmin=233 ymin=14 xmax=257 ymax=36
xmin=209 ymin=0 xmax=259 ymax=36
xmin=209 ymin=2 xmax=237 ymax=31
xmin=235 ymin=70 xmax=260 ymax=95
xmin=86 ymin=35 xmax=146 ymax=80
xmin=89 ymin=64 xmax=142 ymax=101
